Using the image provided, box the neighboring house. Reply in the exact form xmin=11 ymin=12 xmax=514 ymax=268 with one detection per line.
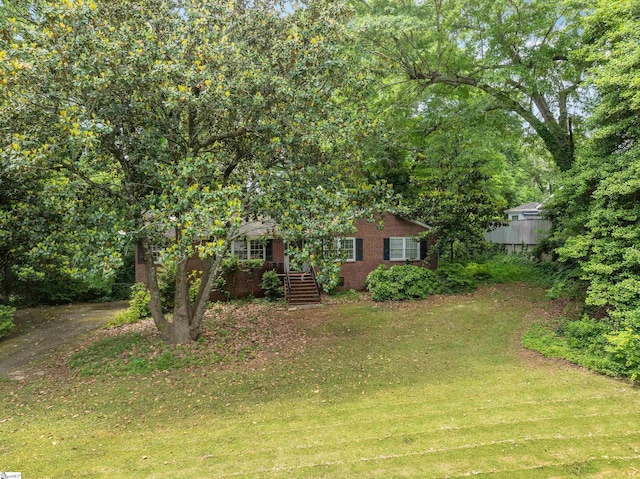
xmin=135 ymin=212 xmax=437 ymax=302
xmin=484 ymin=202 xmax=551 ymax=253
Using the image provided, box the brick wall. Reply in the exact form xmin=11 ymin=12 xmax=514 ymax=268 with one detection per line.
xmin=134 ymin=240 xmax=287 ymax=300
xmin=336 ymin=213 xmax=437 ymax=290
xmin=134 ymin=216 xmax=437 ymax=297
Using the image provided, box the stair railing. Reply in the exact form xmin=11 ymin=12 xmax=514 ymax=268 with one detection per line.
xmin=285 ymin=268 xmax=292 ymax=302
xmin=310 ymin=267 xmax=322 ymax=299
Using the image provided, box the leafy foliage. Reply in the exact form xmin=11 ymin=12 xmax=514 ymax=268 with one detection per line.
xmin=365 ymin=265 xmax=439 ymax=301
xmin=0 ymin=305 xmax=15 ymax=340
xmin=1 ymin=0 xmax=383 ymax=342
xmin=435 ymin=263 xmax=476 ymax=294
xmin=548 ymin=0 xmax=640 ymax=318
xmin=105 ymin=283 xmax=151 ymax=328
xmin=261 ymin=270 xmax=283 ymax=302
xmin=357 ymin=0 xmax=587 ymax=171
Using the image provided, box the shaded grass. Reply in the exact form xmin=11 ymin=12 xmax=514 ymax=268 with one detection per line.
xmin=2 ymin=284 xmax=640 ymax=478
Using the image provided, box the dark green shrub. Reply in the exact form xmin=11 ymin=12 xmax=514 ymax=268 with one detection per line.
xmin=261 ymin=270 xmax=283 ymax=301
xmin=436 ymin=263 xmax=477 ymax=294
xmin=562 ymin=316 xmax=610 ymax=352
xmin=365 ymin=265 xmax=439 ymax=301
xmin=0 ymin=305 xmax=15 ymax=339
xmin=464 ymin=255 xmax=549 ymax=285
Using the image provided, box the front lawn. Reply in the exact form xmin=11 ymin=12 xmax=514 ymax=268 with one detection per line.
xmin=2 ymin=284 xmax=639 ymax=478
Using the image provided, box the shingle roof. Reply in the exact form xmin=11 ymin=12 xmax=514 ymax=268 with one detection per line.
xmin=505 ymin=202 xmax=542 ymax=213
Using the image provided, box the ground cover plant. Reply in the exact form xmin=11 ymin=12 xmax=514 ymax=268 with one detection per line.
xmin=2 ymin=284 xmax=640 ymax=478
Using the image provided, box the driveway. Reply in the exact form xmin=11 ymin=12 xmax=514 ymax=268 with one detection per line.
xmin=0 ymin=301 xmax=127 ymax=380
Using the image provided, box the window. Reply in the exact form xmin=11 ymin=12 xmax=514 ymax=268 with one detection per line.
xmin=389 ymin=237 xmax=420 ymax=261
xmin=233 ymin=239 xmax=265 ymax=260
xmin=511 ymin=215 xmax=519 ymax=221
xmin=249 ymin=239 xmax=266 ymax=261
xmin=333 ymin=237 xmax=356 ymax=262
xmin=150 ymin=245 xmax=164 ymax=264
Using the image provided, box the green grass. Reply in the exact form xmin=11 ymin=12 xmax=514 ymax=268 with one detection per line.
xmin=2 ymin=284 xmax=640 ymax=478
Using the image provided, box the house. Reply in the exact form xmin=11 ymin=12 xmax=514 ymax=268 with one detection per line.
xmin=135 ymin=212 xmax=437 ymax=303
xmin=484 ymin=202 xmax=551 ymax=253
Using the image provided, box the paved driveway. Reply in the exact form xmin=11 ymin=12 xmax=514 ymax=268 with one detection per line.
xmin=0 ymin=301 xmax=127 ymax=379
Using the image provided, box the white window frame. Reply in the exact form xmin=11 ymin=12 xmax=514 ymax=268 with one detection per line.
xmin=389 ymin=237 xmax=420 ymax=261
xmin=149 ymin=244 xmax=164 ymax=265
xmin=233 ymin=239 xmax=266 ymax=261
xmin=333 ymin=237 xmax=356 ymax=262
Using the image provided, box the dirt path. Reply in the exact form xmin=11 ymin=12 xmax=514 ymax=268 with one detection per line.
xmin=0 ymin=301 xmax=127 ymax=380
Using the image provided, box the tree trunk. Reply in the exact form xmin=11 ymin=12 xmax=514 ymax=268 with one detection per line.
xmin=141 ymin=239 xmax=173 ymax=341
xmin=171 ymin=257 xmax=193 ymax=344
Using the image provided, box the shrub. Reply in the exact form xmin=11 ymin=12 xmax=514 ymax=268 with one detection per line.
xmin=606 ymin=329 xmax=640 ymax=380
xmin=365 ymin=265 xmax=439 ymax=301
xmin=562 ymin=316 xmax=610 ymax=353
xmin=436 ymin=263 xmax=477 ymax=294
xmin=105 ymin=283 xmax=150 ymax=328
xmin=464 ymin=254 xmax=550 ymax=285
xmin=261 ymin=270 xmax=283 ymax=301
xmin=0 ymin=305 xmax=15 ymax=339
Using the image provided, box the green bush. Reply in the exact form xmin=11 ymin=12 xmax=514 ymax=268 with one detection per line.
xmin=606 ymin=329 xmax=640 ymax=380
xmin=0 ymin=305 xmax=16 ymax=339
xmin=365 ymin=265 xmax=439 ymax=301
xmin=105 ymin=283 xmax=150 ymax=328
xmin=463 ymin=254 xmax=551 ymax=285
xmin=562 ymin=316 xmax=610 ymax=353
xmin=436 ymin=263 xmax=477 ymax=294
xmin=261 ymin=270 xmax=283 ymax=301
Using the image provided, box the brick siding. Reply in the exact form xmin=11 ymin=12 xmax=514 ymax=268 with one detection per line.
xmin=335 ymin=213 xmax=437 ymax=290
xmin=134 ymin=214 xmax=436 ymax=297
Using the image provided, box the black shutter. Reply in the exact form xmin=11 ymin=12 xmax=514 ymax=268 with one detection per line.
xmin=420 ymin=240 xmax=428 ymax=260
xmin=265 ymin=239 xmax=273 ymax=262
xmin=383 ymin=238 xmax=390 ymax=260
xmin=356 ymin=238 xmax=364 ymax=261
xmin=137 ymin=243 xmax=145 ymax=264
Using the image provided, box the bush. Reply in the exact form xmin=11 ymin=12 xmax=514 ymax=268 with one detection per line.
xmin=261 ymin=270 xmax=283 ymax=301
xmin=562 ymin=316 xmax=610 ymax=353
xmin=606 ymin=329 xmax=640 ymax=380
xmin=436 ymin=263 xmax=477 ymax=294
xmin=0 ymin=305 xmax=15 ymax=339
xmin=105 ymin=283 xmax=150 ymax=328
xmin=366 ymin=265 xmax=439 ymax=301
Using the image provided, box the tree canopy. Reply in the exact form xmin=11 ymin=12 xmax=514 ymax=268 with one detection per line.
xmin=357 ymin=0 xmax=587 ymax=172
xmin=1 ymin=0 xmax=382 ymax=343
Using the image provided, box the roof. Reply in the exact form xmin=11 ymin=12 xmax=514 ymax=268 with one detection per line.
xmin=238 ymin=219 xmax=278 ymax=237
xmin=505 ymin=202 xmax=543 ymax=213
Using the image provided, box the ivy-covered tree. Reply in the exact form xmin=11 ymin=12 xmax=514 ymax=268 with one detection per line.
xmin=357 ymin=0 xmax=587 ymax=171
xmin=1 ymin=0 xmax=378 ymax=343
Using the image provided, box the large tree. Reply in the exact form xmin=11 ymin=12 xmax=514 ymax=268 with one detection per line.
xmin=551 ymin=0 xmax=640 ymax=319
xmin=356 ymin=0 xmax=587 ymax=172
xmin=1 ymin=0 xmax=376 ymax=343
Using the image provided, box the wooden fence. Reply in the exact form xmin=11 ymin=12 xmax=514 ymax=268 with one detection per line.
xmin=484 ymin=219 xmax=551 ymax=253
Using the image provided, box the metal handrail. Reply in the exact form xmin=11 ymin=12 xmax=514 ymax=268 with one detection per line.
xmin=310 ymin=267 xmax=321 ymax=298
xmin=285 ymin=268 xmax=292 ymax=302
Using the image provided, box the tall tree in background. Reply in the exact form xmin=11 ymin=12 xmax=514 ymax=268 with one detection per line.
xmin=357 ymin=0 xmax=586 ymax=172
xmin=1 ymin=0 xmax=378 ymax=343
